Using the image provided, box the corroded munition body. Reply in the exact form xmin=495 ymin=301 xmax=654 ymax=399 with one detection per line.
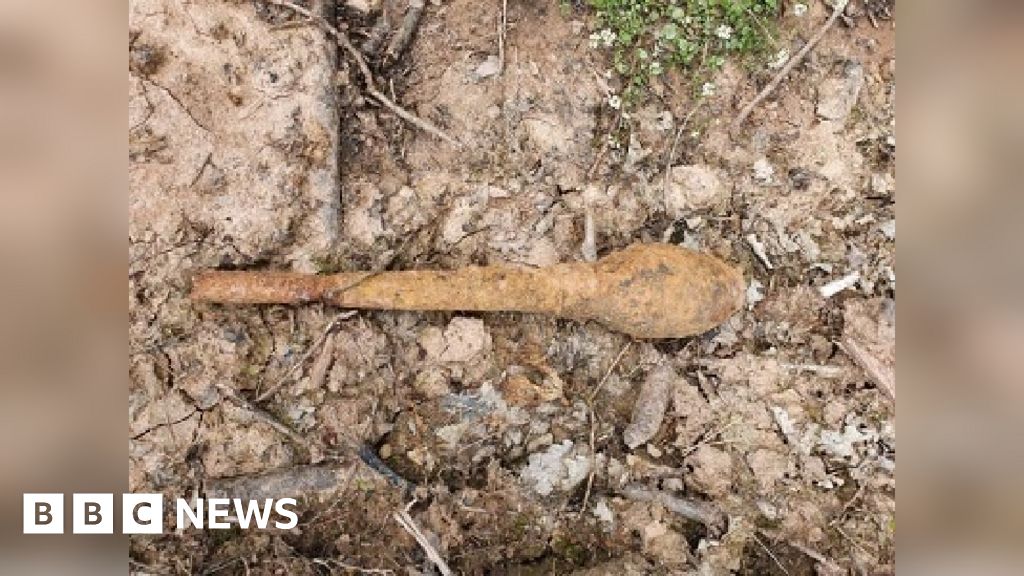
xmin=191 ymin=244 xmax=745 ymax=339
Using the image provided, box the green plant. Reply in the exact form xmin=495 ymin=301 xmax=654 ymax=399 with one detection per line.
xmin=587 ymin=0 xmax=780 ymax=106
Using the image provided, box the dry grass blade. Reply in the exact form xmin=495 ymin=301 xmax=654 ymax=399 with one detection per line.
xmin=394 ymin=507 xmax=453 ymax=576
xmin=731 ymin=0 xmax=847 ymax=133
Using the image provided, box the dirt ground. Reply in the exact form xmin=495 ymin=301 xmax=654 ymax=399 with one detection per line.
xmin=129 ymin=0 xmax=895 ymax=574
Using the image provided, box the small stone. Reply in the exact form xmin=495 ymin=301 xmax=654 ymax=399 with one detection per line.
xmin=646 ymin=444 xmax=663 ymax=458
xmin=770 ymin=406 xmax=796 ymax=440
xmin=662 ymin=477 xmax=684 ymax=492
xmin=473 ymin=55 xmax=501 ymax=80
xmin=663 ymin=165 xmax=727 ymax=217
xmin=879 ymin=219 xmax=896 ymax=240
xmin=413 ymin=366 xmax=450 ymax=398
xmin=817 ymin=62 xmax=865 ymax=122
xmin=439 ymin=317 xmax=491 ymax=363
xmin=435 ymin=422 xmax=468 ymax=449
xmin=623 ymin=364 xmax=677 ymax=449
xmin=871 ymin=172 xmax=893 ymax=196
xmin=344 ymin=0 xmax=379 ymax=13
xmin=753 ymin=158 xmax=775 ymax=184
xmin=592 ymin=499 xmax=615 ymax=525
xmin=520 ymin=440 xmax=591 ymax=496
xmin=746 ymin=448 xmax=790 ymax=490
xmin=819 ymin=424 xmax=875 ymax=461
xmin=526 ymin=432 xmax=554 ymax=453
xmin=823 ymin=401 xmax=847 ymax=427
xmin=418 ymin=326 xmax=445 ymax=360
xmin=656 ymin=110 xmax=674 ymax=131
xmin=441 ymin=188 xmax=488 ymax=245
xmin=746 ymin=279 xmax=765 ymax=309
xmin=685 ymin=445 xmax=733 ymax=498
xmin=757 ymin=500 xmax=779 ymax=520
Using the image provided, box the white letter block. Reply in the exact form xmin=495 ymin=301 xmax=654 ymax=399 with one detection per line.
xmin=123 ymin=493 xmax=164 ymax=534
xmin=73 ymin=493 xmax=113 ymax=534
xmin=23 ymin=493 xmax=63 ymax=534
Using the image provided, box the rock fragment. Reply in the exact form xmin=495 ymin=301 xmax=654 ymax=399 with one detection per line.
xmin=685 ymin=445 xmax=733 ymax=498
xmin=623 ymin=364 xmax=676 ymax=449
xmin=746 ymin=448 xmax=791 ymax=491
xmin=663 ymin=165 xmax=727 ymax=217
xmin=841 ymin=298 xmax=896 ymax=400
xmin=817 ymin=62 xmax=865 ymax=122
xmin=439 ymin=317 xmax=491 ymax=363
xmin=520 ymin=440 xmax=591 ymax=496
xmin=473 ymin=55 xmax=501 ymax=80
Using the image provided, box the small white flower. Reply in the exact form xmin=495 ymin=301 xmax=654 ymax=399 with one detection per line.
xmin=607 ymin=94 xmax=622 ymax=109
xmin=600 ymin=28 xmax=616 ymax=47
xmin=701 ymin=82 xmax=716 ymax=97
xmin=650 ymin=61 xmax=664 ymax=75
xmin=769 ymin=48 xmax=790 ymax=69
xmin=793 ymin=3 xmax=808 ymax=17
xmin=715 ymin=24 xmax=733 ymax=40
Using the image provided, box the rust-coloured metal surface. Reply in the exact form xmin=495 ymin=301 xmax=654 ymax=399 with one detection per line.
xmin=191 ymin=243 xmax=744 ymax=339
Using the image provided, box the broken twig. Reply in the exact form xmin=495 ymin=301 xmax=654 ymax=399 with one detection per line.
xmin=841 ymin=336 xmax=895 ymax=401
xmin=621 ymin=484 xmax=727 ymax=533
xmin=579 ymin=341 xmax=632 ymax=515
xmin=394 ymin=505 xmax=453 ymax=576
xmin=266 ymin=0 xmax=460 ymax=147
xmin=750 ymin=532 xmax=792 ymax=576
xmin=255 ymin=310 xmax=357 ymax=402
xmin=385 ymin=0 xmax=425 ymax=65
xmin=731 ymin=0 xmax=847 ymax=133
xmin=498 ymin=0 xmax=508 ymax=74
xmin=217 ymin=384 xmax=311 ymax=451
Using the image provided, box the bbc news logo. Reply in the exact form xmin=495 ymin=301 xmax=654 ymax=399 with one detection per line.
xmin=23 ymin=494 xmax=298 ymax=534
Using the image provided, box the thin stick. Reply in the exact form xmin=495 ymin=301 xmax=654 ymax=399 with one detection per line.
xmin=620 ymin=485 xmax=725 ymax=530
xmin=578 ymin=401 xmax=599 ymax=517
xmin=661 ymin=105 xmax=701 ymax=198
xmin=265 ymin=0 xmax=460 ymax=147
xmin=788 ymin=540 xmax=844 ymax=574
xmin=662 ymin=126 xmax=685 ymax=196
xmin=360 ymin=13 xmax=391 ymax=55
xmin=256 ymin=310 xmax=357 ymax=402
xmin=581 ymin=205 xmax=597 ymax=262
xmin=864 ymin=0 xmax=879 ymax=29
xmin=394 ymin=507 xmax=453 ymax=576
xmin=751 ymin=532 xmax=792 ymax=576
xmin=841 ymin=336 xmax=895 ymax=402
xmin=217 ymin=384 xmax=310 ymax=450
xmin=497 ymin=0 xmax=508 ymax=74
xmin=587 ymin=114 xmax=624 ymax=179
xmin=312 ymin=558 xmax=394 ymax=575
xmin=731 ymin=0 xmax=846 ymax=133
xmin=587 ymin=342 xmax=632 ymax=403
xmin=582 ymin=341 xmax=631 ymax=515
xmin=366 ymin=87 xmax=462 ymax=147
xmin=385 ymin=0 xmax=425 ymax=64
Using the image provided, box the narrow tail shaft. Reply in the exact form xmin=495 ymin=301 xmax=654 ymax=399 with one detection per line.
xmin=191 ymin=264 xmax=588 ymax=314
